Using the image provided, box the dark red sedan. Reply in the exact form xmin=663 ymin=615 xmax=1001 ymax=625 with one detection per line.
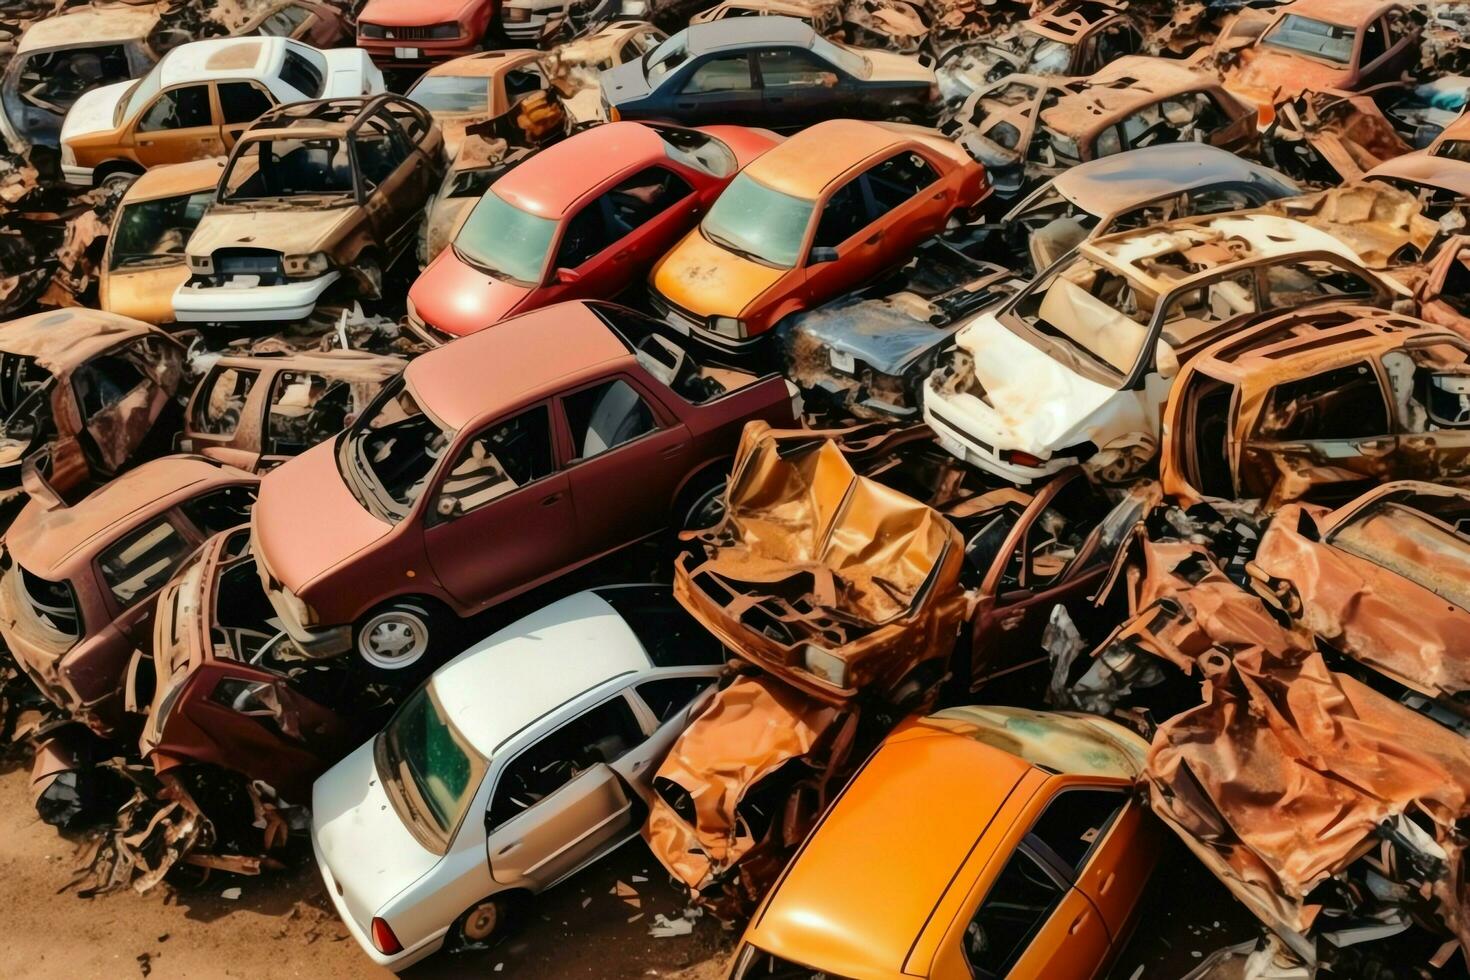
xmin=406 ymin=122 xmax=781 ymax=344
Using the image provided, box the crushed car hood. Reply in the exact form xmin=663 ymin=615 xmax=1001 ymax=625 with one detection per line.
xmin=312 ymin=740 xmax=442 ymax=932
xmin=652 ymin=229 xmax=784 ymax=320
xmin=253 ymin=439 xmax=393 ymax=594
xmin=187 ymin=204 xmax=360 ymax=259
xmin=791 ymin=297 xmax=962 ymax=374
xmin=931 ymin=314 xmax=1125 ymax=454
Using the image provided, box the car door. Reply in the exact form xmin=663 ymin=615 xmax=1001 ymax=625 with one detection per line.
xmin=216 ymin=80 xmax=276 ymax=149
xmin=356 ymin=113 xmax=419 ymax=261
xmin=422 ymin=402 xmax=578 ymax=608
xmin=755 ymin=47 xmax=841 ymax=127
xmin=1378 ymin=7 xmax=1417 ymax=83
xmin=670 ymin=53 xmax=761 ymax=126
xmin=130 ymin=83 xmax=223 ymax=167
xmin=861 ymin=148 xmax=950 ymax=268
xmin=1024 ymin=784 xmax=1152 ymax=939
xmin=71 ymin=338 xmax=174 ymax=475
xmin=261 ymin=368 xmax=356 ymax=464
xmin=802 ymin=172 xmax=886 ymax=303
xmin=485 ymin=693 xmax=647 ymax=888
xmin=557 ymin=374 xmax=691 ymax=557
xmin=186 ymin=362 xmax=265 ymax=469
xmin=1378 ymin=342 xmax=1470 ymax=482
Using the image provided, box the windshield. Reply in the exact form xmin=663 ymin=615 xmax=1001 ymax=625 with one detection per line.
xmin=1262 ymin=14 xmax=1356 ymax=64
xmin=453 ymin=188 xmax=558 ymax=284
xmin=407 ymin=75 xmax=490 ymax=113
xmin=1332 ymin=496 xmax=1470 ymax=612
xmin=109 ymin=190 xmax=213 ymax=270
xmin=379 ymin=683 xmax=488 ymax=850
xmin=811 ymin=36 xmax=869 ymax=78
xmin=223 ymin=137 xmax=355 ymax=201
xmin=1028 ymin=37 xmax=1073 ymax=74
xmin=701 ymin=172 xmax=815 ymax=268
xmin=341 ymin=378 xmax=452 ymax=520
xmin=119 ymin=66 xmax=163 ymax=125
xmin=645 ymin=33 xmax=690 ymax=84
xmin=1005 ymin=255 xmax=1153 ymax=378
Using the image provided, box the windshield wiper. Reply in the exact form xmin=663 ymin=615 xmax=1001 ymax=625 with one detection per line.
xmin=704 ymin=229 xmax=769 ymax=265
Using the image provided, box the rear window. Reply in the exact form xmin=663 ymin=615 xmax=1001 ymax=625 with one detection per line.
xmin=594 ymin=585 xmax=726 ymax=667
xmin=279 ymin=47 xmax=325 ymax=98
xmin=17 ymin=567 xmax=82 ymax=641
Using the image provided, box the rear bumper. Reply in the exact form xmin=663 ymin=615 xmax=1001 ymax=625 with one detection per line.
xmin=173 ymin=272 xmax=340 ymax=323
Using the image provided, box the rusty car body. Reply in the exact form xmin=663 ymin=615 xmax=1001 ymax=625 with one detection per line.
xmin=99 ymin=157 xmax=226 ymax=325
xmin=729 ymin=705 xmax=1159 ymax=980
xmin=1262 ymin=86 xmax=1419 ymax=185
xmin=175 ymin=95 xmax=444 ymax=325
xmin=0 ymin=455 xmax=256 ymax=735
xmin=1222 ymin=0 xmax=1421 ymax=106
xmin=1248 ymin=482 xmax=1470 ymax=707
xmin=1159 ymin=306 xmax=1470 ymax=507
xmin=0 ymin=309 xmax=185 ymax=503
xmin=182 ymin=348 xmax=405 ymax=472
xmin=404 ymin=49 xmax=565 ymax=159
xmin=250 ymin=301 xmax=799 ymax=674
xmin=1364 ymin=110 xmax=1470 ymax=215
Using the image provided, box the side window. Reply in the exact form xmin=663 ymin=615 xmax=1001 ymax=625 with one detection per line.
xmin=756 ymin=48 xmax=834 ymax=88
xmin=1093 ymin=125 xmax=1122 ymax=158
xmin=504 ymin=67 xmax=547 ymax=99
xmin=555 ymin=201 xmax=612 ymax=269
xmin=488 ymin=696 xmax=645 ymax=827
xmin=605 ymin=166 xmax=695 ymax=234
xmin=218 ymin=82 xmax=274 ymax=125
xmin=635 ymin=676 xmax=713 ymax=723
xmin=1262 ymin=261 xmax=1375 ymax=308
xmin=355 ymin=122 xmax=410 ymax=190
xmin=435 ymin=405 xmax=555 ymax=516
xmin=811 ymin=179 xmax=868 ymax=250
xmin=279 ymin=49 xmax=324 ymax=98
xmin=1186 ymin=187 xmax=1257 ymax=216
xmin=179 ymin=485 xmax=257 ymax=536
xmin=266 ymin=371 xmax=351 ymax=455
xmin=963 ymin=848 xmax=1065 ymax=980
xmin=1256 ymin=362 xmax=1389 ymax=440
xmin=681 ymin=55 xmax=753 ymax=94
xmin=1019 ymin=477 xmax=1112 ymax=588
xmin=1096 ymin=23 xmax=1140 ymax=63
xmin=138 ymin=85 xmax=212 ymax=131
xmin=1027 ymin=788 xmax=1127 ymax=872
xmin=562 ymin=379 xmax=658 ymax=460
xmin=192 ymin=366 xmax=259 ymax=436
xmin=97 ymin=519 xmax=193 ymax=608
xmin=1158 ymin=269 xmax=1258 ymax=348
xmin=865 ymin=150 xmax=939 ymax=215
xmin=1360 ymin=18 xmax=1387 ymax=62
xmin=74 ymin=353 xmax=147 ymax=418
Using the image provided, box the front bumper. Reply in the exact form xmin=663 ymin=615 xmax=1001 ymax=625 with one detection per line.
xmin=356 ymin=37 xmax=478 ymax=66
xmin=265 ymin=583 xmax=352 ymax=658
xmin=311 ymin=829 xmax=445 ymax=971
xmin=173 ymin=272 xmax=340 ymax=323
xmin=923 ymin=397 xmax=1069 ymax=484
xmin=500 ymin=14 xmax=547 ymax=38
xmin=62 ymin=164 xmax=94 ymax=185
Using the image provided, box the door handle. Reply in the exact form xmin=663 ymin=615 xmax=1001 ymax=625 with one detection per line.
xmin=138 ymin=139 xmax=156 ymax=146
xmin=865 ymin=230 xmax=884 ymax=245
xmin=496 ymin=840 xmax=521 ymax=855
xmin=540 ymin=492 xmax=563 ymax=506
xmin=931 ymin=189 xmax=948 ymax=200
xmin=677 ymin=101 xmax=696 ymax=109
xmin=660 ymin=444 xmax=684 ymax=459
xmin=1069 ymin=908 xmax=1090 ymax=935
xmin=1099 ymin=871 xmax=1116 ymax=895
xmin=613 ymin=248 xmax=632 ymax=260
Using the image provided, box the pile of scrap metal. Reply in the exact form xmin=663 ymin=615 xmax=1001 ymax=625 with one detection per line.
xmin=1055 ymin=482 xmax=1470 ymax=973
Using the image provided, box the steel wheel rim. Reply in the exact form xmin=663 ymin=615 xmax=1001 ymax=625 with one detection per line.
xmin=463 ymin=901 xmax=499 ymax=942
xmin=358 ymin=611 xmax=429 ymax=670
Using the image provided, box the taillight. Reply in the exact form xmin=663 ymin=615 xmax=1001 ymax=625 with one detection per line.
xmin=371 ymin=916 xmax=403 ymax=955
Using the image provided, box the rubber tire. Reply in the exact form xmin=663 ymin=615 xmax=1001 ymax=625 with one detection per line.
xmin=353 ymin=599 xmax=446 ymax=680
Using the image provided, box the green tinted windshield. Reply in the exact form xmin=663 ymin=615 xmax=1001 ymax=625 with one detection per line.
xmin=700 ymin=172 xmax=815 ymax=268
xmin=385 ymin=684 xmax=487 ymax=841
xmin=454 ymin=188 xmax=558 ymax=284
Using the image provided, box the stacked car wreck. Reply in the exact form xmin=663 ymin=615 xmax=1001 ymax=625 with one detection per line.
xmin=2 ymin=0 xmax=1470 ymax=976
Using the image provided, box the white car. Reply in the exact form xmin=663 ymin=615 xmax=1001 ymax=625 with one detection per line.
xmin=921 ymin=213 xmax=1409 ymax=484
xmin=311 ymin=585 xmax=726 ymax=971
xmin=59 ymin=35 xmax=383 ymax=186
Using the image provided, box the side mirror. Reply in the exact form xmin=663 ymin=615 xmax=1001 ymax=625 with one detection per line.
xmin=808 ymin=246 xmax=839 ymax=266
xmin=435 ymin=495 xmax=463 ymax=520
xmin=1155 ymin=340 xmax=1179 ymax=380
xmin=554 ymin=266 xmax=582 ymax=285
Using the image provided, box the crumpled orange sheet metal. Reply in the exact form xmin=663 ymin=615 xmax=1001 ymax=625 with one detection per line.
xmin=642 ymin=673 xmax=856 ymax=915
xmin=1267 ymin=90 xmax=1415 ymax=182
xmin=673 ymin=421 xmax=967 ymax=705
xmin=1263 ymin=182 xmax=1439 ymax=269
xmin=1147 ymin=641 xmax=1470 ymax=949
xmin=1251 ymin=493 xmax=1470 ymax=701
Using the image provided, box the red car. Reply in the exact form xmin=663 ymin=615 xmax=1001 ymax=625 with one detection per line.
xmin=406 ymin=122 xmax=781 ymax=344
xmin=356 ymin=0 xmax=500 ymax=67
xmin=252 ymin=300 xmax=801 ymax=675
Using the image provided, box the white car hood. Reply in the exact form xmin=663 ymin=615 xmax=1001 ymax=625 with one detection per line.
xmin=60 ymin=80 xmax=132 ymax=144
xmin=321 ymin=48 xmax=386 ymax=97
xmin=929 ymin=313 xmax=1123 ymax=455
xmin=312 ymin=740 xmax=442 ymax=932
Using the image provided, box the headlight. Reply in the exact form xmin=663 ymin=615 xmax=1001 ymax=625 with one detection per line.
xmin=503 ymin=5 xmax=531 ymax=20
xmin=802 ymin=645 xmax=847 ymax=688
xmin=282 ymin=252 xmax=330 ymax=277
xmin=189 ymin=254 xmax=214 ymax=274
xmin=424 ymin=21 xmax=462 ymax=37
xmin=708 ymin=316 xmax=746 ymax=339
xmin=359 ymin=21 xmax=386 ymax=37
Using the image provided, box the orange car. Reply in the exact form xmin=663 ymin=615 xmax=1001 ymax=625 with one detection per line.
xmin=730 ymin=705 xmax=1159 ymax=980
xmin=648 ymin=118 xmax=988 ymax=355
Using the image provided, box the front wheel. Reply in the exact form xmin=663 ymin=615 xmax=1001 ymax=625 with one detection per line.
xmin=354 ymin=600 xmax=445 ymax=676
